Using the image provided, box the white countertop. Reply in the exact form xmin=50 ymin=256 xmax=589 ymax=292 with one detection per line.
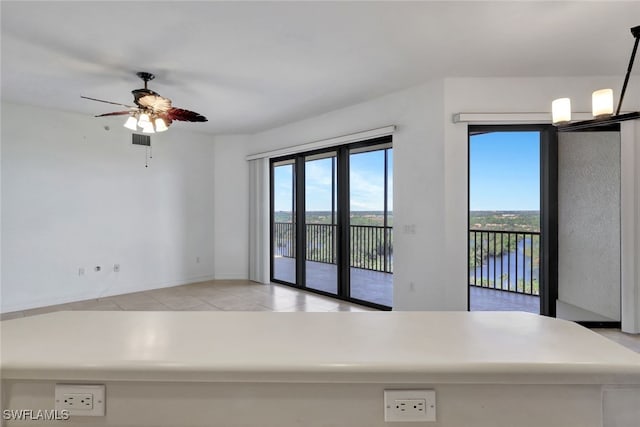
xmin=2 ymin=311 xmax=639 ymax=384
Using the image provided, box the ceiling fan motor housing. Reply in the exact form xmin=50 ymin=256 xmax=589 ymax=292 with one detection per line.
xmin=136 ymin=72 xmax=155 ymax=87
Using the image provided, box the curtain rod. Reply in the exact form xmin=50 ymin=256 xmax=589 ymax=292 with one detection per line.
xmin=246 ymin=125 xmax=396 ymax=161
xmin=452 ymin=112 xmax=593 ymax=124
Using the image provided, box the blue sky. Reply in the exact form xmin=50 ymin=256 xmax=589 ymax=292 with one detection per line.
xmin=469 ymin=131 xmax=540 ymax=211
xmin=273 ymin=164 xmax=295 ymax=212
xmin=275 ymin=133 xmax=539 ymax=213
xmin=273 ymin=149 xmax=393 ymax=212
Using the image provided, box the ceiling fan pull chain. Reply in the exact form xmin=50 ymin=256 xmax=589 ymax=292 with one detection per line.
xmin=149 ymin=145 xmax=153 ymax=159
xmin=145 ymin=146 xmax=149 ymax=168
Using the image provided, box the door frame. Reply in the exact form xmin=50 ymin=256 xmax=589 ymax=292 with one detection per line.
xmin=467 ymin=124 xmax=558 ymax=317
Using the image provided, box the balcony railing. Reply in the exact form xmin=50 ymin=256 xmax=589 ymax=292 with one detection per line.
xmin=273 ymin=222 xmax=393 ymax=273
xmin=469 ymin=229 xmax=540 ymax=296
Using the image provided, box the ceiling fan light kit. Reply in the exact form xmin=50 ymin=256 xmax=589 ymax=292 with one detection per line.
xmin=154 ymin=117 xmax=168 ymax=132
xmin=82 ymin=71 xmax=207 ymax=134
xmin=124 ymin=116 xmax=138 ymax=130
xmin=552 ymin=25 xmax=640 ymax=131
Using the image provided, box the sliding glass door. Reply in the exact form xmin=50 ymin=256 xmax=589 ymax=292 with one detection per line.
xmin=272 ymin=160 xmax=296 ymax=284
xmin=270 ymin=136 xmax=393 ymax=309
xmin=305 ymin=152 xmax=338 ymax=295
xmin=467 ymin=124 xmax=560 ymax=318
xmin=468 ymin=129 xmax=542 ymax=314
xmin=349 ymin=146 xmax=393 ymax=306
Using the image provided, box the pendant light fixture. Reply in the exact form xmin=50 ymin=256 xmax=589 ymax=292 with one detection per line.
xmin=592 ymin=88 xmax=614 ymax=118
xmin=552 ymin=98 xmax=571 ymax=124
xmin=552 ymin=25 xmax=640 ymax=131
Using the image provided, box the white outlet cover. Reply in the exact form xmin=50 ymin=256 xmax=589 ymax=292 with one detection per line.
xmin=384 ymin=389 xmax=436 ymax=422
xmin=55 ymin=384 xmax=105 ymax=416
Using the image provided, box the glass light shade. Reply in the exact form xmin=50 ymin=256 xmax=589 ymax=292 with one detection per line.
xmin=137 ymin=113 xmax=151 ymax=127
xmin=552 ymin=98 xmax=571 ymax=124
xmin=141 ymin=122 xmax=155 ymax=134
xmin=154 ymin=118 xmax=168 ymax=132
xmin=592 ymin=88 xmax=614 ymax=118
xmin=124 ymin=116 xmax=138 ymax=130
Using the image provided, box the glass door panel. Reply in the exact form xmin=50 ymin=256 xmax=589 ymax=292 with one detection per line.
xmin=468 ymin=130 xmax=541 ymax=314
xmin=349 ymin=146 xmax=393 ymax=306
xmin=272 ymin=161 xmax=296 ymax=284
xmin=305 ymin=152 xmax=338 ymax=294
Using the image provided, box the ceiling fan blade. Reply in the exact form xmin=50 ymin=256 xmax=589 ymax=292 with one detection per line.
xmin=81 ymin=96 xmax=135 ymax=109
xmin=95 ymin=110 xmax=133 ymax=117
xmin=167 ymin=107 xmax=208 ymax=122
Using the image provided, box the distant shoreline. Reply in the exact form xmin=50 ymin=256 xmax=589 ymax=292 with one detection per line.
xmin=274 ymin=211 xmax=539 ymax=228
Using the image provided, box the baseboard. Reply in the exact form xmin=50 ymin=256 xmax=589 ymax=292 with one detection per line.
xmin=1 ymin=274 xmax=217 ymax=314
xmin=213 ymin=273 xmax=249 ymax=280
xmin=580 ymin=321 xmax=622 ymax=329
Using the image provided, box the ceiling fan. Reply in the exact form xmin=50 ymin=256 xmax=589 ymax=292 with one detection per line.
xmin=82 ymin=72 xmax=207 ymax=133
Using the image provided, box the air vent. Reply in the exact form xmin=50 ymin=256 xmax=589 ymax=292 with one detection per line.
xmin=132 ymin=134 xmax=150 ymax=146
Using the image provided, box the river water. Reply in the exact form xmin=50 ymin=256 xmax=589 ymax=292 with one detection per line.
xmin=471 ymin=237 xmax=539 ymax=293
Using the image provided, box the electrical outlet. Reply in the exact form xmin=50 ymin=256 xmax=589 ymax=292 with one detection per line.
xmin=384 ymin=390 xmax=436 ymax=422
xmin=61 ymin=393 xmax=93 ymax=409
xmin=394 ymin=399 xmax=425 ymax=415
xmin=55 ymin=384 xmax=105 ymax=416
xmin=113 ymin=264 xmax=120 ymax=272
xmin=78 ymin=267 xmax=85 ymax=276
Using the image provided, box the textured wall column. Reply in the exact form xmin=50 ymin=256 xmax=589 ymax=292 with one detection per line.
xmin=557 ymin=131 xmax=621 ymax=322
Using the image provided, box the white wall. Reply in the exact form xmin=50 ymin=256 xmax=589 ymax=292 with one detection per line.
xmin=212 ymin=135 xmax=250 ymax=279
xmin=634 ymin=121 xmax=640 ymax=333
xmin=240 ymin=80 xmax=454 ymax=310
xmin=1 ymin=103 xmax=216 ymax=312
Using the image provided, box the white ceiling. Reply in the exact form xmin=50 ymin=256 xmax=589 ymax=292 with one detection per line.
xmin=2 ymin=1 xmax=639 ymax=134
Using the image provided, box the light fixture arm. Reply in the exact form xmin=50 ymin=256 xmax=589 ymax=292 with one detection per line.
xmin=616 ymin=25 xmax=640 ymax=115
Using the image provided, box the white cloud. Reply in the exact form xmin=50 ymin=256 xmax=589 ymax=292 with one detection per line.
xmin=275 ymin=155 xmax=393 ymax=212
xmin=349 ymin=170 xmax=385 ymax=211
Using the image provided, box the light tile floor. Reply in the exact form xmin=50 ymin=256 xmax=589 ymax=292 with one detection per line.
xmin=2 ymin=280 xmax=638 ymax=353
xmin=273 ymin=258 xmax=393 ymax=307
xmin=591 ymin=328 xmax=640 ymax=353
xmin=469 ymin=286 xmax=539 ymax=313
xmin=0 ymin=280 xmax=374 ymax=321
